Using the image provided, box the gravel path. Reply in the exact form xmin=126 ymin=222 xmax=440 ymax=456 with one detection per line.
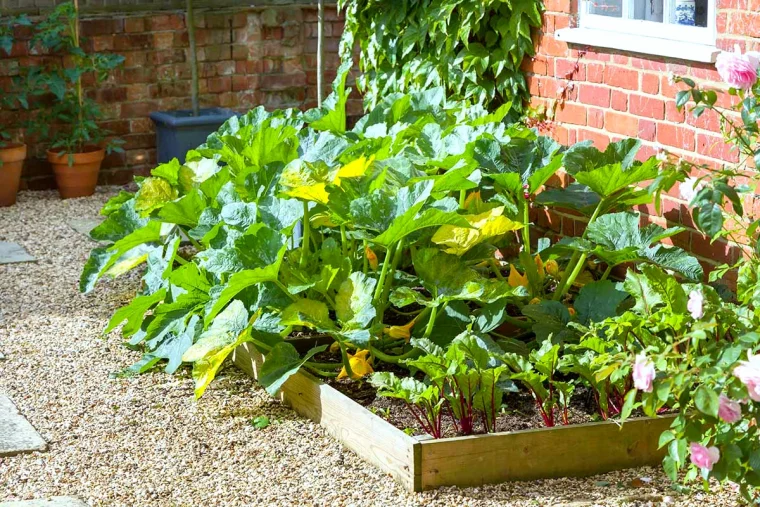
xmin=0 ymin=190 xmax=741 ymax=507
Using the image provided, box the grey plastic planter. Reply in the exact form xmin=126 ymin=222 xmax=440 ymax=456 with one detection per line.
xmin=149 ymin=108 xmax=237 ymax=164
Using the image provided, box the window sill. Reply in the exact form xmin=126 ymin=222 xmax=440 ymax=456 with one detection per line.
xmin=555 ymin=28 xmax=720 ymax=63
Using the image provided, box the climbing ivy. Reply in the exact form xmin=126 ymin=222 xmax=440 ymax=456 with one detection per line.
xmin=337 ymin=0 xmax=542 ymax=112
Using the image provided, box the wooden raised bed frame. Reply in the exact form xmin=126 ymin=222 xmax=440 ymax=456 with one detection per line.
xmin=233 ymin=343 xmax=674 ymax=492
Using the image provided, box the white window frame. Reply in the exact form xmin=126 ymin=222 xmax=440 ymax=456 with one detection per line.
xmin=556 ymin=0 xmax=719 ymax=62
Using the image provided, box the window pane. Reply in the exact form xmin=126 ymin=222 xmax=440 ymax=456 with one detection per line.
xmin=588 ymin=0 xmax=623 ymax=17
xmin=632 ymin=0 xmax=664 ymax=21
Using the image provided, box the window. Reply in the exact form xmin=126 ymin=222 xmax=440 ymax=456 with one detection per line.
xmin=555 ymin=0 xmax=719 ymax=62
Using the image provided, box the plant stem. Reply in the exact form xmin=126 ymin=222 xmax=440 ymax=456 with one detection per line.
xmin=459 ymin=189 xmax=466 ymax=208
xmin=362 ymin=239 xmax=368 ymax=274
xmin=300 ymin=201 xmax=310 ymax=268
xmin=174 ymin=255 xmax=188 ymax=265
xmin=338 ymin=341 xmax=355 ymax=379
xmin=600 ymin=264 xmax=613 ymax=281
xmin=72 ymin=0 xmax=83 ymax=151
xmin=186 ymin=0 xmax=200 ymax=116
xmin=522 ymin=201 xmax=531 ymax=257
xmin=377 ymin=238 xmax=404 ymax=321
xmin=274 ymin=279 xmax=299 ymax=302
xmin=369 ymin=345 xmax=420 ymax=364
xmin=372 ymin=242 xmax=396 ymax=305
xmin=423 ymin=304 xmax=441 ymax=339
xmin=304 ymin=366 xmax=338 ymax=377
xmin=553 ymin=198 xmax=606 ymax=300
xmin=489 ymin=258 xmax=504 ymax=280
xmin=501 ymin=313 xmax=532 ymax=330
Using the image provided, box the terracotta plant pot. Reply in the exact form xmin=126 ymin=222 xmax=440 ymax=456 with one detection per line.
xmin=0 ymin=143 xmax=27 ymax=207
xmin=47 ymin=147 xmax=105 ymax=199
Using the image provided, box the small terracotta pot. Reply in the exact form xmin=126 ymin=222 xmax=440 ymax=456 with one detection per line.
xmin=0 ymin=143 xmax=27 ymax=207
xmin=47 ymin=147 xmax=105 ymax=199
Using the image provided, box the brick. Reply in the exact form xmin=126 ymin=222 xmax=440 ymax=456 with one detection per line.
xmin=657 ymin=123 xmax=695 ymax=151
xmin=113 ymin=34 xmax=152 ymax=51
xmin=665 ymin=101 xmax=685 ymax=122
xmin=629 ymin=94 xmax=665 ymax=119
xmin=696 ymin=133 xmax=740 ymax=162
xmin=80 ymin=18 xmax=124 ymax=36
xmin=604 ymin=111 xmax=638 ymax=136
xmin=207 ymin=76 xmax=232 ymax=93
xmin=578 ymin=84 xmax=610 ymax=107
xmin=576 ymin=128 xmax=610 ymax=148
xmin=555 ymin=102 xmax=586 ymax=125
xmin=125 ymin=17 xmax=146 ymax=33
xmin=587 ymin=107 xmax=604 ymax=128
xmin=730 ymin=12 xmax=760 ymax=38
xmin=556 ymin=58 xmax=584 ymax=80
xmin=638 ymin=119 xmax=656 ymax=142
xmin=120 ymin=101 xmax=158 ymax=118
xmin=641 ymin=73 xmax=659 ymax=94
xmin=586 ymin=62 xmax=604 ymax=83
xmin=605 ymin=66 xmax=638 ymax=90
xmin=148 ymin=14 xmax=186 ymax=32
xmin=611 ymin=90 xmax=628 ymax=111
xmin=544 ymin=0 xmax=572 ymax=11
xmin=522 ymin=55 xmax=550 ymax=76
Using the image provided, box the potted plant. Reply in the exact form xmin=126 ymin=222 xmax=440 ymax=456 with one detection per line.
xmin=26 ymin=1 xmax=124 ymax=199
xmin=0 ymin=14 xmax=31 ymax=207
xmin=149 ymin=0 xmax=236 ymax=164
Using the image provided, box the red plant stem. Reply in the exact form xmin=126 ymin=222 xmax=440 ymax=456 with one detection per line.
xmin=405 ymin=401 xmax=436 ymax=438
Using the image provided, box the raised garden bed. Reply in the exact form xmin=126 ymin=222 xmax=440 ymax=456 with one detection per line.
xmin=233 ymin=342 xmax=674 ymax=492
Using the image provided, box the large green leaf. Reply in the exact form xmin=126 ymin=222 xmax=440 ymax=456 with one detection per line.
xmin=302 ymin=60 xmax=352 ymax=133
xmin=335 ymin=272 xmax=377 ymax=328
xmin=183 ymin=300 xmax=251 ymax=398
xmin=573 ymin=280 xmax=628 ymax=326
xmin=373 ymin=206 xmax=471 ymax=247
xmin=205 ymin=245 xmax=286 ymax=324
xmin=104 ymin=288 xmax=167 ymax=337
xmin=134 ymin=177 xmax=178 ymax=215
xmin=563 ymin=139 xmax=641 ymax=175
xmin=157 ymin=189 xmax=207 ymax=227
xmin=638 ymin=264 xmax=688 ymax=314
xmin=280 ymin=299 xmax=336 ymax=331
xmin=623 ymin=269 xmax=664 ymax=314
xmin=573 ymin=158 xmax=659 ymax=199
xmin=259 ymin=342 xmax=327 ymax=395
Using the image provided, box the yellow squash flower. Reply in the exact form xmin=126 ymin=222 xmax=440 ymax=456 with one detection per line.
xmin=383 ymin=319 xmax=416 ymax=342
xmin=534 ymin=254 xmax=545 ymax=280
xmin=529 ymin=297 xmax=541 ymax=305
xmin=337 ymin=349 xmax=374 ymax=380
xmin=545 ymin=259 xmax=560 ymax=277
xmin=568 ymin=307 xmax=576 ymax=317
xmin=365 ymin=245 xmax=379 ymax=271
xmin=508 ymin=264 xmax=529 ymax=288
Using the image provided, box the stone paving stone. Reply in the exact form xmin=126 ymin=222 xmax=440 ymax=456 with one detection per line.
xmin=0 ymin=395 xmax=46 ymax=457
xmin=0 ymin=242 xmax=35 ymax=264
xmin=0 ymin=497 xmax=88 ymax=506
xmin=66 ymin=218 xmax=103 ymax=239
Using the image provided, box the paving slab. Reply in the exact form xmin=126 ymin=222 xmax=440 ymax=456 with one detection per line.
xmin=67 ymin=218 xmax=104 ymax=239
xmin=0 ymin=242 xmax=35 ymax=264
xmin=0 ymin=395 xmax=46 ymax=456
xmin=0 ymin=497 xmax=88 ymax=507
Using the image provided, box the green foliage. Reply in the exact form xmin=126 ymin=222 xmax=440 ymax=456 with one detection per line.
xmin=337 ymin=0 xmax=542 ymax=111
xmin=22 ymin=2 xmax=124 ymax=156
xmin=81 ymin=68 xmax=695 ymax=447
xmin=0 ymin=13 xmax=31 ymax=146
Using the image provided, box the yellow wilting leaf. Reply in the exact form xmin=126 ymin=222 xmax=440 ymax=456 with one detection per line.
xmin=106 ymin=252 xmax=149 ymax=277
xmin=508 ymin=264 xmax=529 ymax=288
xmin=365 ymin=245 xmax=379 ymax=270
xmin=545 ymin=259 xmax=560 ymax=277
xmin=383 ymin=318 xmax=416 ymax=341
xmin=310 ymin=212 xmax=336 ymax=228
xmin=463 ymin=191 xmax=483 ymax=211
xmin=333 ymin=156 xmax=374 ymax=186
xmin=329 ymin=341 xmax=341 ymax=354
xmin=572 ymin=270 xmax=595 ymax=288
xmin=282 ymin=183 xmax=329 ymax=205
xmin=337 ymin=349 xmax=374 ymax=380
xmin=432 ymin=206 xmax=523 ymax=256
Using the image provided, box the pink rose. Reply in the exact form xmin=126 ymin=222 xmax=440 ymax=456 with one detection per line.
xmin=718 ymin=394 xmax=742 ymax=423
xmin=690 ymin=442 xmax=720 ymax=471
xmin=687 ymin=290 xmax=704 ymax=320
xmin=734 ymin=352 xmax=760 ymax=401
xmin=716 ymin=46 xmax=759 ymax=90
xmin=633 ymin=353 xmax=656 ymax=393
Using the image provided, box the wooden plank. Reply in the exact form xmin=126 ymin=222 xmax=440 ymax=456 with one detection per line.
xmin=418 ymin=415 xmax=675 ymax=490
xmin=233 ymin=343 xmax=421 ymax=492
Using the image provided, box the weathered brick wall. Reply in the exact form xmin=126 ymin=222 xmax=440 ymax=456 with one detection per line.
xmin=526 ymin=0 xmax=752 ymax=284
xmin=0 ymin=3 xmax=357 ymax=189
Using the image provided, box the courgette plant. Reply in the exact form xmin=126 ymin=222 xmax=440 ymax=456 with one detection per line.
xmin=81 ymin=64 xmax=698 ymax=406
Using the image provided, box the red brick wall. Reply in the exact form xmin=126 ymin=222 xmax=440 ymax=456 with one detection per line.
xmin=526 ymin=0 xmax=753 ymax=282
xmin=0 ymin=4 xmax=358 ymax=189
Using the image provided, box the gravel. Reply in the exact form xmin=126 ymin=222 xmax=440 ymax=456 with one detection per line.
xmin=0 ymin=189 xmax=742 ymax=506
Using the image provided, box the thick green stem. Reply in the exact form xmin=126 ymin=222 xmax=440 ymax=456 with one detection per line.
xmin=304 ymin=366 xmax=337 ymax=377
xmin=338 ymin=342 xmax=354 ymax=379
xmin=274 ymin=279 xmax=299 ymax=302
xmin=373 ymin=242 xmax=396 ymax=305
xmin=489 ymin=258 xmax=504 ymax=280
xmin=502 ymin=313 xmax=533 ymax=330
xmin=377 ymin=238 xmax=404 ymax=321
xmin=340 ymin=224 xmax=348 ymax=258
xmin=423 ymin=304 xmax=441 ymax=339
xmin=522 ymin=201 xmax=531 ymax=257
xmin=553 ymin=198 xmax=606 ymax=300
xmin=300 ymin=201 xmax=310 ymax=268
xmin=370 ymin=345 xmax=420 ymax=364
xmin=600 ymin=264 xmax=613 ymax=281
xmin=459 ymin=189 xmax=466 ymax=208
